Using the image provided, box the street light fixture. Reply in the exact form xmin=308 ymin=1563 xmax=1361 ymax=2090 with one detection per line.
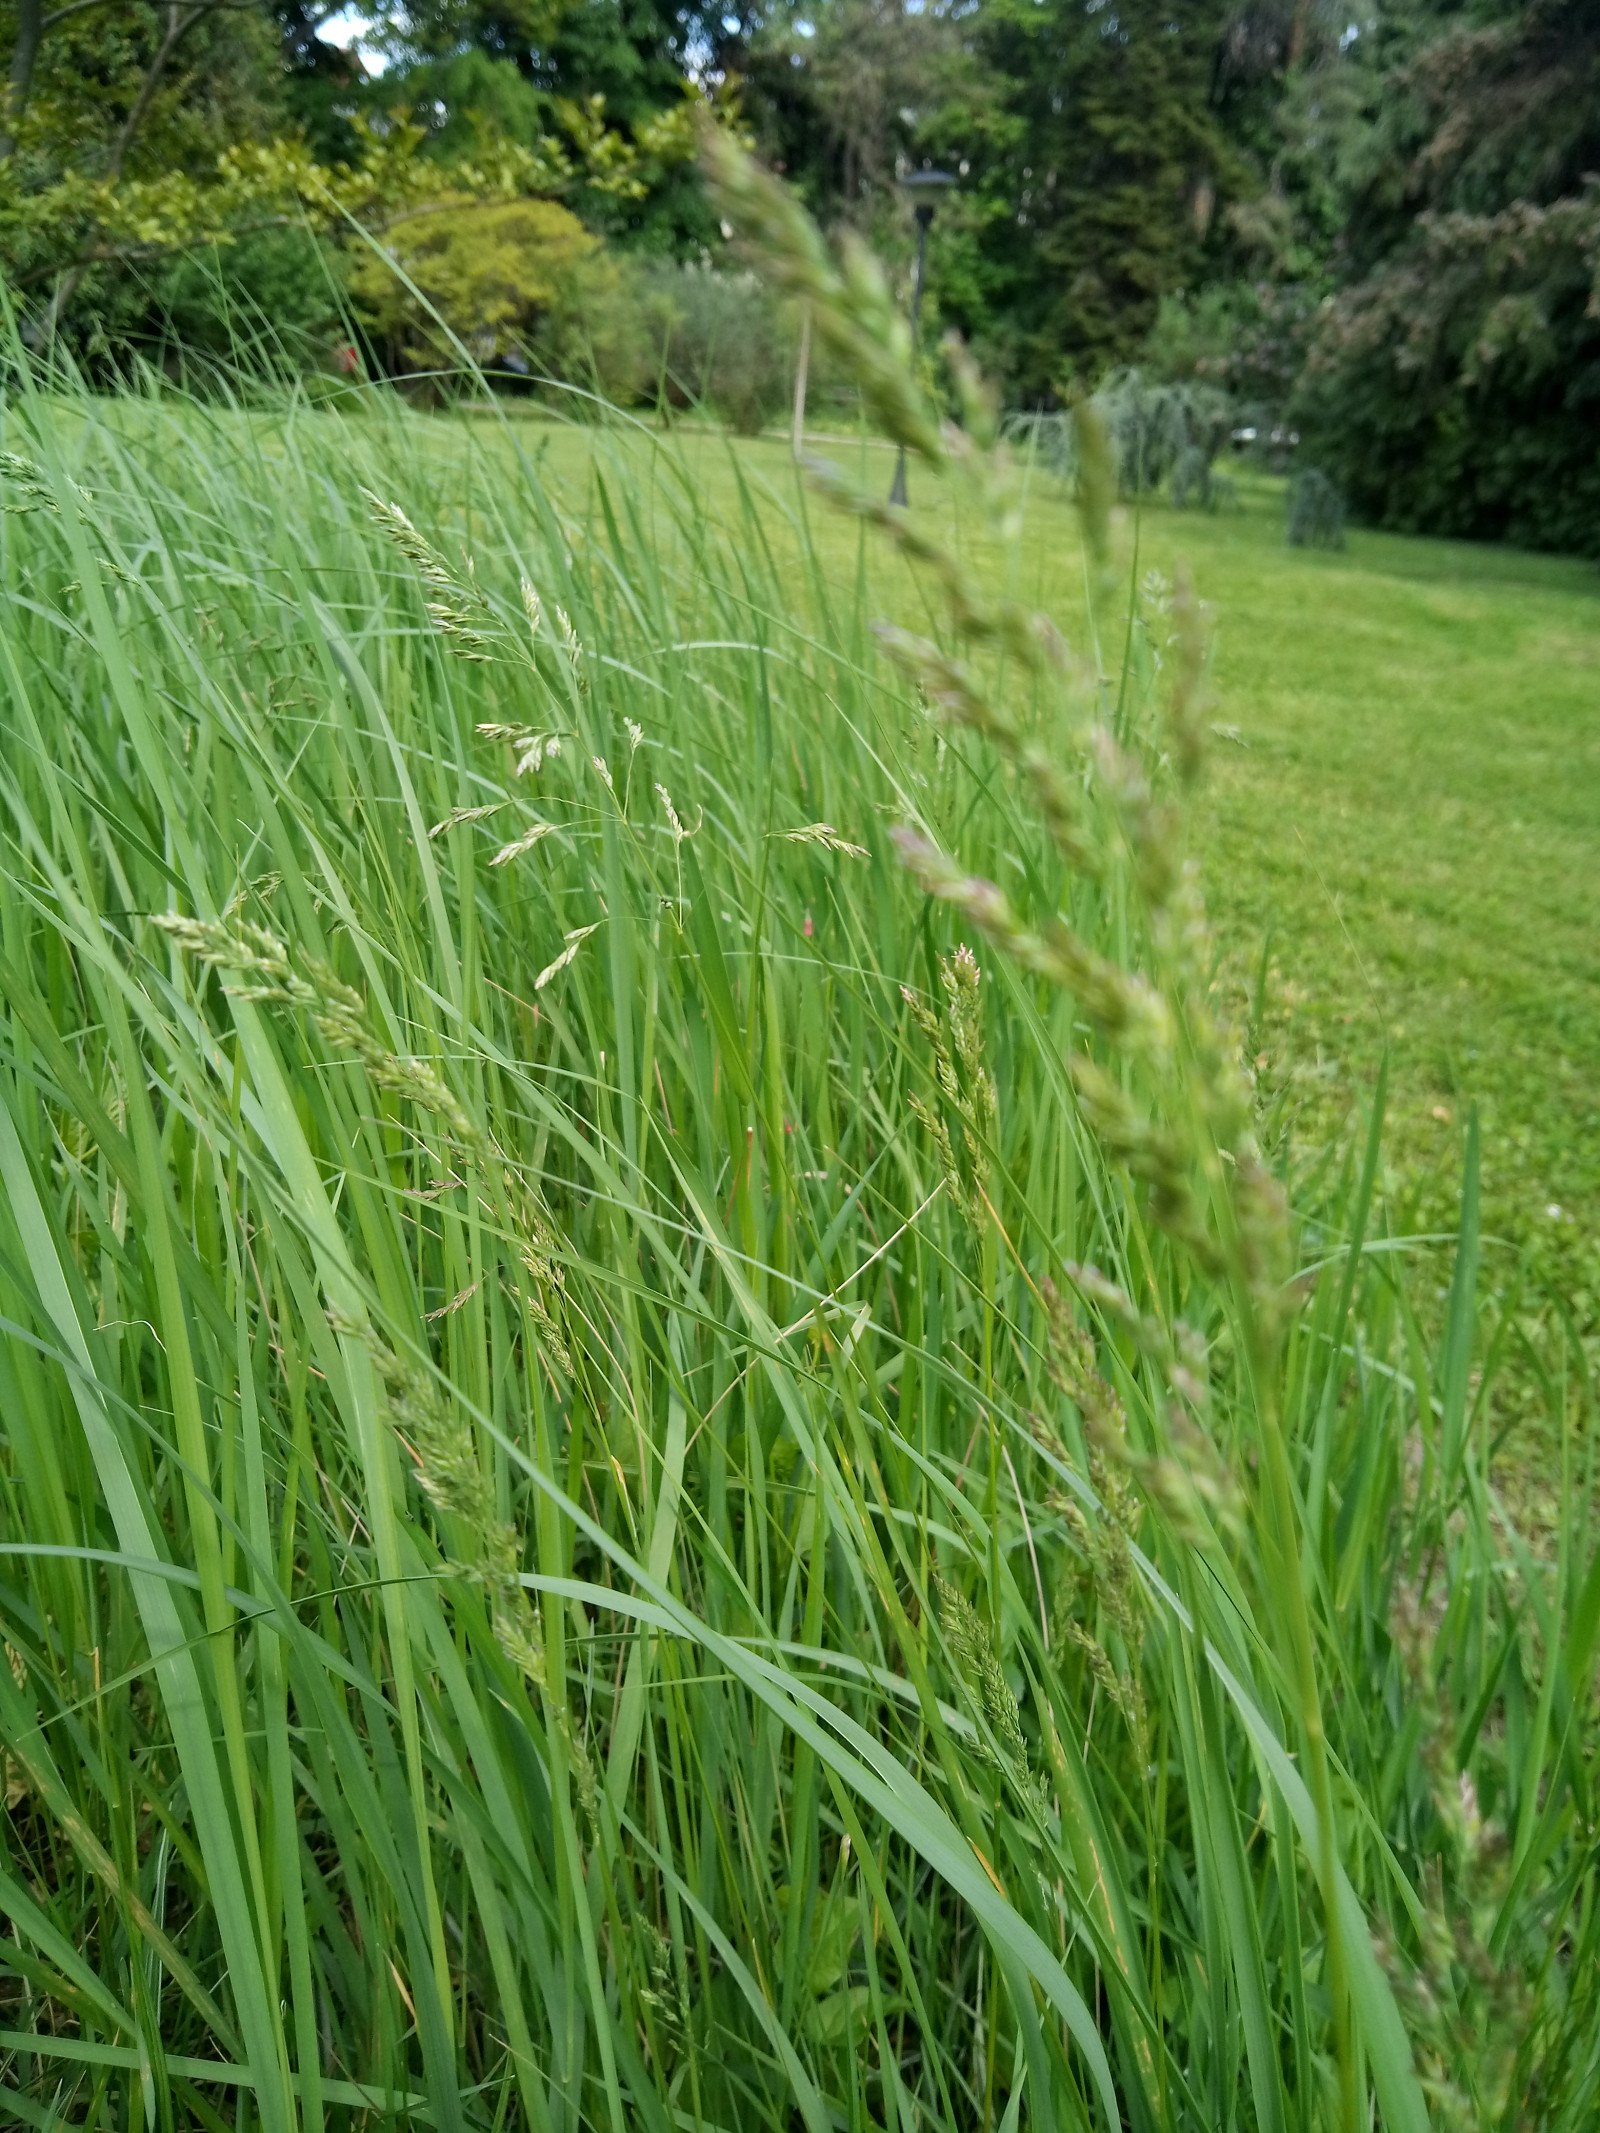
xmin=889 ymin=165 xmax=957 ymax=508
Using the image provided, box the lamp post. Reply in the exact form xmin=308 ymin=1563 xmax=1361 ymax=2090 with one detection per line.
xmin=889 ymin=166 xmax=956 ymax=507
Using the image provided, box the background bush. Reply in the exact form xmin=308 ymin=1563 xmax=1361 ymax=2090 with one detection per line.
xmin=637 ymin=260 xmax=796 ymax=433
xmin=347 ymin=197 xmax=644 ymax=396
xmin=144 ymin=228 xmax=345 ymax=370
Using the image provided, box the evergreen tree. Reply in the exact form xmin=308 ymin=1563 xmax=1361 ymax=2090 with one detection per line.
xmin=1299 ymin=0 xmax=1600 ymax=552
xmin=925 ymin=0 xmax=1285 ymax=397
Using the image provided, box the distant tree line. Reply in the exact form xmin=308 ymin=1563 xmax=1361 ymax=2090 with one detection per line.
xmin=2 ymin=0 xmax=1596 ymax=551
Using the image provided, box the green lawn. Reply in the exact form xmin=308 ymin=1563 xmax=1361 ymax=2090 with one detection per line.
xmin=514 ymin=417 xmax=1600 ymax=1311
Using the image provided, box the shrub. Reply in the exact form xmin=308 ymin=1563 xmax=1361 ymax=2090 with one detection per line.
xmin=28 ymin=227 xmax=346 ymax=387
xmin=1171 ymin=441 xmax=1236 ymax=513
xmin=347 ymin=196 xmax=644 ymax=396
xmin=638 ymin=260 xmax=796 ymax=433
xmin=346 ymin=217 xmax=803 ymax=424
xmin=140 ymin=228 xmax=346 ymax=370
xmin=1287 ymin=464 xmax=1347 ymax=548
xmin=1005 ymin=371 xmax=1233 ymax=508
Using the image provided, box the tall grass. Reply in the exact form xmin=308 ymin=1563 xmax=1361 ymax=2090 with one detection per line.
xmin=0 ymin=211 xmax=1595 ymax=2132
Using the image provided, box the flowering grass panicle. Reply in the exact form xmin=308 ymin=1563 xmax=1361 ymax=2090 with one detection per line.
xmin=556 ymin=604 xmax=588 ymax=694
xmin=932 ymin=1569 xmax=1051 ymax=1822
xmin=781 ymin=821 xmax=868 ymax=857
xmin=154 ymin=912 xmax=478 ymax=1145
xmin=429 ymin=800 xmax=509 ymax=839
xmin=901 ymin=947 xmax=998 ymax=1231
xmin=714 ymin=135 xmax=1294 ymax=1361
xmin=536 ymin=920 xmax=601 ymax=992
xmin=0 ymin=448 xmax=87 ymax=514
xmin=710 ymin=128 xmax=1359 ymax=2119
xmin=655 ymin=782 xmax=688 ymax=840
xmin=157 ymin=911 xmax=572 ymax=1371
xmin=490 ymin=819 xmax=555 ymax=866
xmin=364 ymin=489 xmax=499 ymax=660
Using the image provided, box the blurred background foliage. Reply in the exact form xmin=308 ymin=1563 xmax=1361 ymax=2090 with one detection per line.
xmin=2 ymin=0 xmax=1598 ymax=551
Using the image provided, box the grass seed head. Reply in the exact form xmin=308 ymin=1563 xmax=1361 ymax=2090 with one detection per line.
xmin=363 ymin=488 xmax=498 ymax=661
xmin=782 ymin=822 xmax=868 ymax=858
xmin=932 ymin=1569 xmax=1050 ymax=1820
xmin=536 ymin=921 xmax=601 ymax=992
xmin=655 ymin=782 xmax=688 ymax=841
xmin=429 ymin=802 xmax=508 ymax=838
xmin=490 ymin=820 xmax=555 ymax=866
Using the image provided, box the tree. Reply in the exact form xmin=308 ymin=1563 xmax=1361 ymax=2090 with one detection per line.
xmin=740 ymin=0 xmax=963 ymax=218
xmin=0 ymin=0 xmax=706 ymax=358
xmin=1297 ymin=0 xmax=1600 ymax=552
xmin=0 ymin=0 xmax=293 ymax=335
xmin=925 ymin=0 xmax=1275 ymax=397
xmin=0 ymin=1 xmax=288 ymax=174
xmin=1132 ymin=4 xmax=1358 ymax=423
xmin=351 ymin=0 xmax=718 ymax=246
xmin=361 ymin=0 xmax=689 ymax=138
xmin=1335 ymin=0 xmax=1600 ymax=262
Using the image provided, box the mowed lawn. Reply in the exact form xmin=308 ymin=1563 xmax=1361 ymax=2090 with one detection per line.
xmin=507 ymin=416 xmax=1600 ymax=1304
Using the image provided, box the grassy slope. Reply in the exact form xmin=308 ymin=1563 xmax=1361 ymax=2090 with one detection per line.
xmin=519 ymin=419 xmax=1600 ymax=1315
xmin=1179 ymin=496 xmax=1600 ymax=1293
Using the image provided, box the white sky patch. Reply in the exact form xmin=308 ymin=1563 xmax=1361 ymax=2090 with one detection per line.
xmin=317 ymin=7 xmax=388 ymax=74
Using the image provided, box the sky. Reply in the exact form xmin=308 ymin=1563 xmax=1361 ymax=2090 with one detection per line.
xmin=317 ymin=8 xmax=388 ymax=74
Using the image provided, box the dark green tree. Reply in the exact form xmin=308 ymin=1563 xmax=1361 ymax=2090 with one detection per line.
xmin=1298 ymin=0 xmax=1600 ymax=553
xmin=922 ymin=0 xmax=1300 ymax=397
xmin=0 ymin=1 xmax=312 ymax=347
xmin=349 ymin=0 xmax=716 ymax=245
xmin=1134 ymin=3 xmax=1361 ymax=423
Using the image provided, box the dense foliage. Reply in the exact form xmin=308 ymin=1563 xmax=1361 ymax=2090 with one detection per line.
xmin=1294 ymin=0 xmax=1600 ymax=554
xmin=0 ymin=0 xmax=703 ymax=371
xmin=928 ymin=0 xmax=1260 ymax=392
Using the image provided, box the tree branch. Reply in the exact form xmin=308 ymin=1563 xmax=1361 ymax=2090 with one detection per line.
xmin=40 ymin=0 xmax=123 ymax=31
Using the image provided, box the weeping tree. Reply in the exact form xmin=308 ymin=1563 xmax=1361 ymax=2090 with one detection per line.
xmin=1005 ymin=370 xmax=1235 ymax=507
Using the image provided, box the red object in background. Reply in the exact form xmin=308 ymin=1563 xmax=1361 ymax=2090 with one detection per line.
xmin=335 ymin=342 xmax=360 ymax=376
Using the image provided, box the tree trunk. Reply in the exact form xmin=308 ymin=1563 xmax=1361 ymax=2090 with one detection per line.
xmin=792 ymin=303 xmax=811 ymax=460
xmin=1288 ymin=0 xmax=1311 ymax=70
xmin=104 ymin=3 xmax=190 ymax=183
xmin=0 ymin=0 xmax=45 ymax=161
